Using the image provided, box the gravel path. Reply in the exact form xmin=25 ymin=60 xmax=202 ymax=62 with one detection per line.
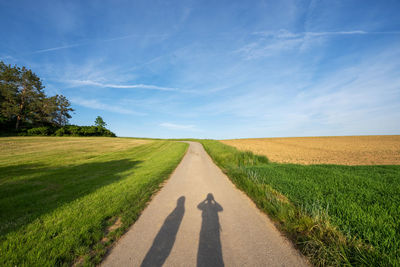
xmin=101 ymin=142 xmax=309 ymax=267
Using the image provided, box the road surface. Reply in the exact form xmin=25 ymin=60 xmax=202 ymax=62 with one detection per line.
xmin=101 ymin=142 xmax=309 ymax=267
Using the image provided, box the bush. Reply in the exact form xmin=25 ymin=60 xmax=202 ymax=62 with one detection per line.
xmin=55 ymin=127 xmax=66 ymax=136
xmin=53 ymin=125 xmax=116 ymax=137
xmin=81 ymin=126 xmax=98 ymax=136
xmin=67 ymin=126 xmax=82 ymax=136
xmin=21 ymin=125 xmax=116 ymax=137
xmin=27 ymin=127 xmax=54 ymax=136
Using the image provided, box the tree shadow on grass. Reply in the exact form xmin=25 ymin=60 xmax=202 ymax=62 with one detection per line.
xmin=0 ymin=159 xmax=142 ymax=236
xmin=0 ymin=163 xmax=47 ymax=182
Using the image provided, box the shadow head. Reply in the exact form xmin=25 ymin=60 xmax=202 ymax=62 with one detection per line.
xmin=177 ymin=196 xmax=185 ymax=206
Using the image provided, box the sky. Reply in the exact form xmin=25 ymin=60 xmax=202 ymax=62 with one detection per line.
xmin=1 ymin=0 xmax=400 ymax=139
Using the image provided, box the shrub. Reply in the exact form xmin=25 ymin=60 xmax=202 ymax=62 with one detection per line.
xmin=27 ymin=127 xmax=54 ymax=136
xmin=53 ymin=125 xmax=116 ymax=137
xmin=55 ymin=128 xmax=66 ymax=136
xmin=67 ymin=126 xmax=82 ymax=136
xmin=20 ymin=124 xmax=116 ymax=137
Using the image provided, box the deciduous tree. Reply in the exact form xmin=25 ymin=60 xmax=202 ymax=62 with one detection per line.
xmin=94 ymin=116 xmax=106 ymax=128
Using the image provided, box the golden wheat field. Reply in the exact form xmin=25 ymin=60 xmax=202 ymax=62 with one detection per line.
xmin=221 ymin=135 xmax=400 ymax=165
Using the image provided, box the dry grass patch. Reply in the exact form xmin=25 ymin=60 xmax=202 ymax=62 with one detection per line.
xmin=221 ymin=135 xmax=400 ymax=165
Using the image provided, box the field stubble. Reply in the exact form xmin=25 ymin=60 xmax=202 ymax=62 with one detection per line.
xmin=221 ymin=135 xmax=400 ymax=165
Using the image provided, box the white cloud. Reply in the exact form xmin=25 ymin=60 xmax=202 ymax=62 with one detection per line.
xmin=253 ymin=29 xmax=400 ymax=38
xmin=29 ymin=33 xmax=168 ymax=54
xmin=71 ymin=97 xmax=145 ymax=115
xmin=160 ymin=122 xmax=196 ymax=130
xmin=236 ymin=37 xmax=303 ymax=59
xmin=305 ymin=30 xmax=367 ymax=36
xmin=195 ymin=45 xmax=400 ymax=137
xmin=0 ymin=55 xmax=16 ymax=61
xmin=68 ymin=79 xmax=184 ymax=92
xmin=240 ymin=29 xmax=400 ymax=59
xmin=31 ymin=43 xmax=85 ymax=54
xmin=69 ymin=80 xmax=177 ymax=91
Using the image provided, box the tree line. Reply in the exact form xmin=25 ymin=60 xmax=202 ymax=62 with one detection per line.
xmin=0 ymin=61 xmax=115 ymax=137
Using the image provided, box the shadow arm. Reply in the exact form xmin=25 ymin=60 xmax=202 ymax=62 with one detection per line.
xmin=215 ymin=201 xmax=223 ymax=212
xmin=197 ymin=200 xmax=205 ymax=210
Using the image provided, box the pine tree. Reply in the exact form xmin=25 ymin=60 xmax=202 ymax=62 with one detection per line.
xmin=0 ymin=61 xmax=74 ymax=131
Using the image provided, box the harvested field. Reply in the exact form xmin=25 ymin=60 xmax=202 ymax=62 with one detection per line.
xmin=221 ymin=135 xmax=400 ymax=165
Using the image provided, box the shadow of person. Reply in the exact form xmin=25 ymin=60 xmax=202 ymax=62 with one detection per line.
xmin=197 ymin=193 xmax=224 ymax=267
xmin=141 ymin=196 xmax=185 ymax=267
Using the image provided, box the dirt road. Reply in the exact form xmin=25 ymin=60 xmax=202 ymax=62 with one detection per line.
xmin=101 ymin=142 xmax=308 ymax=266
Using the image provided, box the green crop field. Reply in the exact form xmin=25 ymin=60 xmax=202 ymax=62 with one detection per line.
xmin=0 ymin=137 xmax=188 ymax=266
xmin=200 ymin=140 xmax=400 ymax=266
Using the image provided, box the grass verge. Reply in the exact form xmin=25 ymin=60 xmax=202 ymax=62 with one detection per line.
xmin=0 ymin=137 xmax=188 ymax=266
xmin=199 ymin=140 xmax=399 ymax=266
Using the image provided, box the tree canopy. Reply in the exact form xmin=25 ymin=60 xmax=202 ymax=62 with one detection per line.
xmin=0 ymin=61 xmax=116 ymax=137
xmin=0 ymin=61 xmax=74 ymax=132
xmin=94 ymin=116 xmax=106 ymax=128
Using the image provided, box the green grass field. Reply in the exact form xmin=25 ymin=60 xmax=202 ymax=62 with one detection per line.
xmin=0 ymin=137 xmax=188 ymax=266
xmin=200 ymin=140 xmax=400 ymax=266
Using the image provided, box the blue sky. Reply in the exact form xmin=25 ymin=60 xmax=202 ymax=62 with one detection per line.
xmin=1 ymin=0 xmax=400 ymax=139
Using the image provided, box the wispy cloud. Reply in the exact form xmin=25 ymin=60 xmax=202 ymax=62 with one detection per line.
xmin=238 ymin=29 xmax=400 ymax=59
xmin=198 ymin=45 xmax=400 ymax=137
xmin=253 ymin=29 xmax=367 ymax=38
xmin=30 ymin=33 xmax=168 ymax=54
xmin=253 ymin=29 xmax=400 ymax=38
xmin=70 ymin=97 xmax=145 ymax=115
xmin=235 ymin=37 xmax=303 ymax=59
xmin=31 ymin=43 xmax=85 ymax=54
xmin=0 ymin=55 xmax=16 ymax=61
xmin=68 ymin=79 xmax=182 ymax=92
xmin=160 ymin=122 xmax=196 ymax=130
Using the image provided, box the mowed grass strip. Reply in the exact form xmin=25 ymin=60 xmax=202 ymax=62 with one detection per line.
xmin=0 ymin=137 xmax=188 ymax=266
xmin=200 ymin=140 xmax=400 ymax=266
